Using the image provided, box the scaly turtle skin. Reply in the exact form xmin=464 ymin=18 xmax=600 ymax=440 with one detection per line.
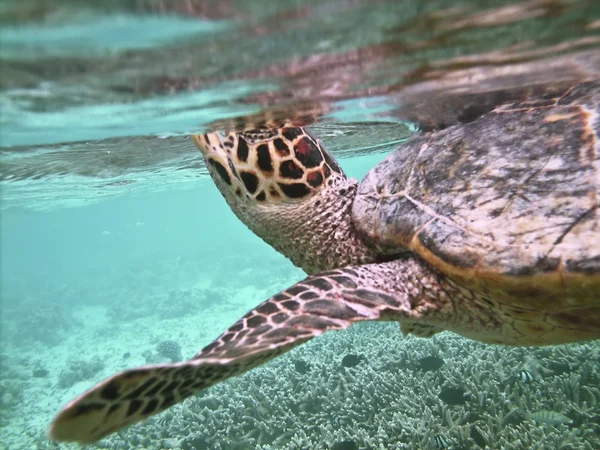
xmin=48 ymin=81 xmax=600 ymax=443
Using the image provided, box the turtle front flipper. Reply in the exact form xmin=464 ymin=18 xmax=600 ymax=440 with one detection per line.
xmin=50 ymin=259 xmax=448 ymax=444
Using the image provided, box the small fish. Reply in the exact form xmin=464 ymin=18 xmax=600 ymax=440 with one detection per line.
xmin=293 ymin=359 xmax=311 ymax=374
xmin=529 ymin=410 xmax=573 ymax=425
xmin=123 ymin=352 xmax=131 ymax=359
xmin=156 ymin=416 xmax=170 ymax=426
xmin=341 ymin=354 xmax=362 ymax=368
xmin=470 ymin=426 xmax=486 ymax=448
xmin=519 ymin=370 xmax=534 ymax=383
xmin=439 ymin=387 xmax=468 ymax=405
xmin=548 ymin=361 xmax=571 ymax=376
xmin=33 ymin=369 xmax=49 ymax=378
xmin=332 ymin=440 xmax=359 ymax=450
xmin=502 ymin=409 xmax=526 ymax=426
xmin=416 ymin=356 xmax=444 ymax=372
xmin=434 ymin=434 xmax=451 ymax=449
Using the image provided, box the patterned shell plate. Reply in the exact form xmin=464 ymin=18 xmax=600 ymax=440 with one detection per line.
xmin=353 ymin=81 xmax=599 ymax=321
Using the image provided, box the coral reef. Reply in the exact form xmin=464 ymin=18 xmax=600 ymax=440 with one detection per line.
xmin=0 ymin=378 xmax=23 ymax=411
xmin=160 ymin=288 xmax=226 ymax=319
xmin=89 ymin=323 xmax=600 ymax=450
xmin=2 ymin=258 xmax=598 ymax=450
xmin=58 ymin=357 xmax=105 ymax=389
xmin=0 ymin=354 xmax=26 ymax=424
xmin=102 ymin=253 xmax=298 ymax=324
xmin=4 ymin=300 xmax=78 ymax=348
xmin=156 ymin=340 xmax=183 ymax=362
xmin=105 ymin=275 xmax=227 ymax=323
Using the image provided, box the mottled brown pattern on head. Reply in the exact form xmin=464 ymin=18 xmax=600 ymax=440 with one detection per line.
xmin=194 ymin=127 xmax=346 ymax=204
xmin=306 ymin=170 xmax=324 ymax=187
xmin=295 ymin=136 xmax=312 ymax=158
xmin=192 ymin=126 xmax=376 ymax=272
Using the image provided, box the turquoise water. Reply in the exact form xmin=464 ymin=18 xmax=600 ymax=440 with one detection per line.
xmin=1 ymin=1 xmax=600 ymax=449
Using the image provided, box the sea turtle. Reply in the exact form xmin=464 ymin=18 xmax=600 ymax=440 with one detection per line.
xmin=49 ymin=81 xmax=600 ymax=443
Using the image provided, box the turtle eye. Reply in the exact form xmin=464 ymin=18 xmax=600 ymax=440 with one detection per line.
xmin=193 ymin=127 xmax=346 ymax=205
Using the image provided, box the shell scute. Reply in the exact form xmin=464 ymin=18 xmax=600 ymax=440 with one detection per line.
xmin=353 ymin=81 xmax=600 ymax=304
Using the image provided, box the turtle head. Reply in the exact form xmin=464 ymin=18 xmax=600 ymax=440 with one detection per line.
xmin=192 ymin=127 xmax=346 ymax=206
xmin=192 ymin=127 xmax=377 ymax=272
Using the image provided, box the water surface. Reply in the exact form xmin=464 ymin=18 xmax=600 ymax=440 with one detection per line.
xmin=1 ymin=1 xmax=599 ymax=449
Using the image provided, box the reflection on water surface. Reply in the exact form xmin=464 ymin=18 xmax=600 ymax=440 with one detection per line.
xmin=0 ymin=0 xmax=598 ymax=206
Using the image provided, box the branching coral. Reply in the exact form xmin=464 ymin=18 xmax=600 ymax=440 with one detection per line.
xmin=58 ymin=357 xmax=105 ymax=389
xmin=5 ymin=300 xmax=78 ymax=348
xmin=0 ymin=378 xmax=23 ymax=412
xmin=91 ymin=323 xmax=600 ymax=450
xmin=156 ymin=340 xmax=183 ymax=362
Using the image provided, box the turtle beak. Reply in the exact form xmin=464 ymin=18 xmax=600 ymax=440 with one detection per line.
xmin=191 ymin=133 xmax=225 ymax=158
xmin=191 ymin=133 xmax=237 ymax=190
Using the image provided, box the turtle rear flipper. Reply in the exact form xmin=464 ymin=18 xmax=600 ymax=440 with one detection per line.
xmin=49 ymin=262 xmax=420 ymax=444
